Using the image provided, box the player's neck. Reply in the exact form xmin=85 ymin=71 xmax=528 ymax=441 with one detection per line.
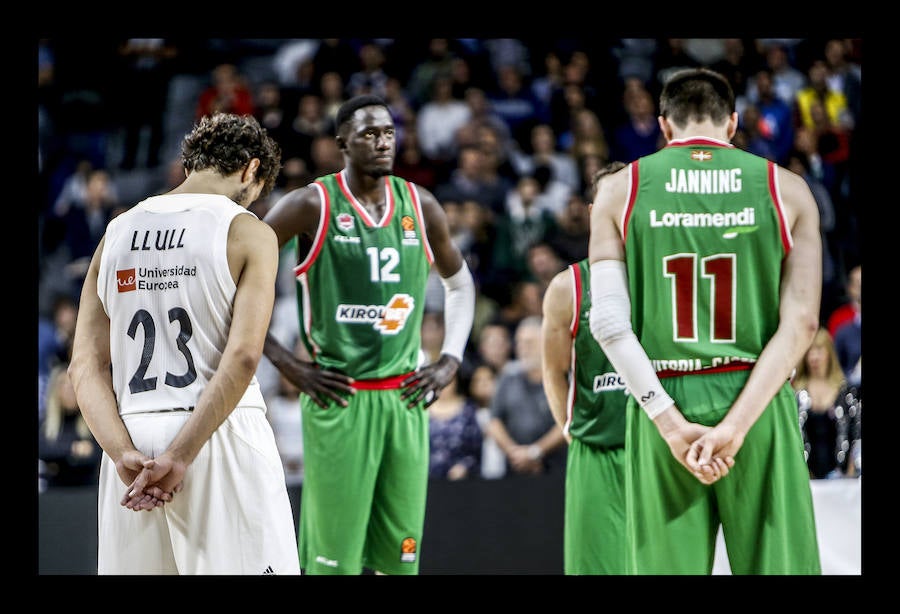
xmin=169 ymin=170 xmax=240 ymax=200
xmin=667 ymin=120 xmax=732 ymax=144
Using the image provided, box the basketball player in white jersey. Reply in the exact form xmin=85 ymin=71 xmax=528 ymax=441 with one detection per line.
xmin=68 ymin=113 xmax=301 ymax=575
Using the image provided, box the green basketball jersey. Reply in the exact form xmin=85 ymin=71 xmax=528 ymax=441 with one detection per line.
xmin=623 ymin=138 xmax=790 ymax=377
xmin=566 ymin=259 xmax=627 ymax=449
xmin=295 ymin=171 xmax=434 ymax=379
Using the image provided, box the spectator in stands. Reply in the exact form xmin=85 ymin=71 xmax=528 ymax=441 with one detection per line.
xmin=38 ymin=294 xmax=78 ymax=422
xmin=491 ymin=173 xmax=559 ymax=283
xmin=610 ymin=83 xmax=664 ymax=163
xmin=823 ymin=39 xmax=861 ymax=126
xmin=510 ymin=123 xmax=580 ymax=193
xmin=318 ymin=71 xmax=346 ymax=123
xmin=310 ymin=39 xmax=359 ymax=85
xmin=195 ymin=63 xmax=255 ymax=120
xmin=795 ymin=60 xmax=853 ymax=131
xmin=435 ymin=144 xmax=506 ymax=216
xmin=38 ymin=363 xmax=102 ymax=488
xmin=417 ymin=75 xmax=471 ymax=166
xmin=60 ymin=168 xmax=119 ymax=292
xmin=406 ymin=38 xmax=457 ymax=110
xmin=546 ymin=192 xmax=591 ymax=265
xmin=281 ymin=93 xmax=331 ymax=166
xmin=709 ymin=38 xmax=757 ymax=100
xmin=428 ymin=371 xmax=483 ymax=480
xmin=747 ymin=67 xmax=795 ymax=165
xmin=392 ymin=124 xmax=439 ymax=192
xmin=787 ymin=154 xmax=839 ymax=310
xmin=253 ymin=80 xmax=289 ymax=149
xmin=746 ymin=43 xmax=805 ymax=108
xmin=792 ymin=328 xmax=861 ymax=479
xmin=468 ymin=363 xmax=505 ymax=479
xmin=559 ymin=108 xmax=609 ymax=165
xmin=115 ymin=38 xmax=178 ymax=170
xmin=487 ymin=63 xmax=549 ymax=147
xmin=383 ymin=76 xmax=416 ymax=149
xmin=833 ymin=300 xmax=861 ymax=383
xmin=525 ymin=241 xmax=566 ymax=296
xmin=346 ymin=41 xmax=390 ymax=100
xmin=827 ymin=265 xmax=861 ymax=337
xmin=308 ymin=133 xmax=343 ymax=176
xmin=485 ymin=316 xmax=567 ymax=476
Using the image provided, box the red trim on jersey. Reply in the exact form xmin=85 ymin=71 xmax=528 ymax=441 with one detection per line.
xmin=351 ymin=371 xmax=415 ymax=390
xmin=295 ymin=181 xmax=331 ymax=276
xmin=565 ymin=265 xmax=581 ymax=434
xmin=767 ymin=161 xmax=792 ymax=255
xmin=656 ymin=362 xmax=753 ymax=379
xmin=406 ymin=181 xmax=435 ymax=264
xmin=381 ymin=176 xmax=396 ymax=227
xmin=664 ymin=137 xmax=735 ymax=149
xmin=570 ymin=264 xmax=581 ymax=337
xmin=336 ymin=171 xmax=394 ymax=228
xmin=621 ymin=162 xmax=639 ymax=240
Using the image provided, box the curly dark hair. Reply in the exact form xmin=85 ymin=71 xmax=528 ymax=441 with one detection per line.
xmin=181 ymin=113 xmax=282 ymax=198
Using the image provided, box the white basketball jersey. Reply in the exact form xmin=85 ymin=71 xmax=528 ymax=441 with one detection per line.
xmin=97 ymin=193 xmax=266 ymax=415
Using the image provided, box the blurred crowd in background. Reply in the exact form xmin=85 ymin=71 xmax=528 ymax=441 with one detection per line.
xmin=37 ymin=37 xmax=861 ymax=490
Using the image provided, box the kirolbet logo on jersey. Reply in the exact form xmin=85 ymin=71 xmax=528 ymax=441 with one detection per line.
xmin=593 ymin=372 xmax=627 ymax=393
xmin=335 ymin=293 xmax=415 ymax=335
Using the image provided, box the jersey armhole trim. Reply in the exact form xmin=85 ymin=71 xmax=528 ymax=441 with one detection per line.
xmin=621 ymin=161 xmax=639 ymax=241
xmin=295 ymin=181 xmax=330 ymax=276
xmin=569 ymin=264 xmax=581 ymax=337
xmin=768 ymin=161 xmax=793 ymax=255
xmin=407 ymin=181 xmax=435 ymax=265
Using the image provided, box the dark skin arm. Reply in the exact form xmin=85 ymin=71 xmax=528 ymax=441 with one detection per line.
xmin=400 ymin=186 xmax=466 ymax=409
xmin=262 ymin=184 xmax=357 ymax=408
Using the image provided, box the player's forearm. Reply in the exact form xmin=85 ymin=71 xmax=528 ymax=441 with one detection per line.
xmin=67 ymin=360 xmax=135 ymax=461
xmin=165 ymin=347 xmax=259 ymax=464
xmin=263 ymin=329 xmax=299 ymax=372
xmin=721 ymin=313 xmax=818 ymax=437
xmin=542 ymin=369 xmax=570 ymax=432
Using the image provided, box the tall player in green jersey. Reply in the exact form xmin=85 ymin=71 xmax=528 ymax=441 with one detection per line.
xmin=542 ymin=162 xmax=631 ymax=574
xmin=262 ymin=95 xmax=475 ymax=575
xmin=587 ymin=68 xmax=821 ymax=574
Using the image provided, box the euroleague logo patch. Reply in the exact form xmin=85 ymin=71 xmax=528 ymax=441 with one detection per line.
xmin=117 ymin=268 xmax=137 ymax=292
xmin=401 ymin=215 xmax=420 ymax=246
xmin=337 ymin=212 xmax=355 ymax=231
xmin=400 ymin=537 xmax=417 ymax=563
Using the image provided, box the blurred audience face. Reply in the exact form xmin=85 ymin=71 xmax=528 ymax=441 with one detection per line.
xmin=478 ymin=324 xmax=512 ymax=370
xmin=513 ymin=317 xmax=543 ymax=371
xmin=469 ymin=364 xmax=497 ymax=407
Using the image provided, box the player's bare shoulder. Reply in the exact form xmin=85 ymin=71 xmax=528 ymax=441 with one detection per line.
xmin=412 ymin=183 xmax=444 ymax=224
xmin=226 ymin=212 xmax=279 ymax=279
xmin=774 ymin=162 xmax=819 ymax=228
xmin=542 ymin=265 xmax=575 ymax=322
xmin=263 ymin=183 xmax=323 ymax=245
xmin=593 ymin=163 xmax=630 ymax=216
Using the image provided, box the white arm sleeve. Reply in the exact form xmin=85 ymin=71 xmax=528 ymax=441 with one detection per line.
xmin=439 ymin=261 xmax=475 ymax=363
xmin=589 ymin=260 xmax=674 ymax=419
